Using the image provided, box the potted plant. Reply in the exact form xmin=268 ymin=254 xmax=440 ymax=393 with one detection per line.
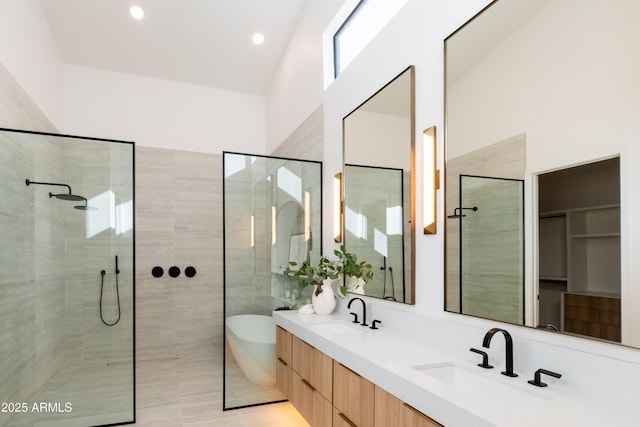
xmin=284 ymin=256 xmax=344 ymax=314
xmin=334 ymin=245 xmax=373 ymax=295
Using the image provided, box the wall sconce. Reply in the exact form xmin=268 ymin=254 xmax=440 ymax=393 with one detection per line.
xmin=250 ymin=215 xmax=255 ymax=247
xmin=271 ymin=205 xmax=277 ymax=245
xmin=304 ymin=191 xmax=311 ymax=242
xmin=423 ymin=126 xmax=439 ymax=234
xmin=333 ymin=172 xmax=343 ymax=242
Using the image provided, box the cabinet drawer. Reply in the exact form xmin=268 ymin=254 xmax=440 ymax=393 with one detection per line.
xmin=375 ymin=386 xmax=442 ymax=427
xmin=276 ymin=357 xmax=291 ymax=399
xmin=292 ymin=335 xmax=333 ymax=401
xmin=333 ymin=361 xmax=374 ymax=427
xmin=291 ymin=371 xmax=332 ymax=427
xmin=276 ymin=326 xmax=293 ymax=365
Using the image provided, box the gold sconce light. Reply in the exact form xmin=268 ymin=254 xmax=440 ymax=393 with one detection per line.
xmin=423 ymin=126 xmax=439 ymax=234
xmin=333 ymin=172 xmax=343 ymax=242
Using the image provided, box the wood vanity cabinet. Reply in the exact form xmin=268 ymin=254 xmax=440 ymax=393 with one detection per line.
xmin=276 ymin=331 xmax=332 ymax=426
xmin=374 ymin=386 xmax=442 ymax=427
xmin=333 ymin=361 xmax=374 ymax=426
xmin=276 ymin=326 xmax=442 ymax=427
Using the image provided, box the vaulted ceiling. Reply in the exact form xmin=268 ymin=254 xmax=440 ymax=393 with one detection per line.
xmin=40 ymin=0 xmax=308 ymax=95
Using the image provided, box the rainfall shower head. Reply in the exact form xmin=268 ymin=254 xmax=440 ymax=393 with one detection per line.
xmin=49 ymin=191 xmax=86 ymax=202
xmin=26 ymin=179 xmax=89 ymax=208
xmin=447 ymin=206 xmax=478 ymax=219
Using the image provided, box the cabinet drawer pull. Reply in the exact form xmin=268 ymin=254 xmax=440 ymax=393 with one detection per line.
xmin=277 ymin=357 xmax=287 ymax=366
xmin=301 ymin=378 xmax=316 ymax=391
xmin=338 ymin=412 xmax=357 ymax=426
xmin=403 ymin=403 xmax=425 ymax=416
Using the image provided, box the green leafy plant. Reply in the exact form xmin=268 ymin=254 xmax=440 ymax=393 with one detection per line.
xmin=284 ymin=256 xmax=343 ymax=296
xmin=334 ymin=245 xmax=373 ymax=283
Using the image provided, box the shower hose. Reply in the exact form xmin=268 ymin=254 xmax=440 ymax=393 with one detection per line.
xmin=100 ymin=255 xmax=121 ymax=326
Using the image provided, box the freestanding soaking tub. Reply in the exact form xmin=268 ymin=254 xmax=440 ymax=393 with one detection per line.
xmin=225 ymin=314 xmax=277 ymax=386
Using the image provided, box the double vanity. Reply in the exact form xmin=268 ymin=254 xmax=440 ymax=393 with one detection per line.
xmin=273 ymin=302 xmax=639 ymax=427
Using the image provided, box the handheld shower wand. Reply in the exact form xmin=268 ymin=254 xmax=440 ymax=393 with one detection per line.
xmin=100 ymin=255 xmax=121 ymax=326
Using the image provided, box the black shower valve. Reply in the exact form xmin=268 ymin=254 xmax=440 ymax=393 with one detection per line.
xmin=151 ymin=265 xmax=197 ymax=278
xmin=185 ymin=266 xmax=197 ymax=277
xmin=168 ymin=266 xmax=181 ymax=278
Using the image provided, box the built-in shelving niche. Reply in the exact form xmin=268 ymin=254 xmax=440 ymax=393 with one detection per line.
xmin=538 ymin=157 xmax=620 ymax=342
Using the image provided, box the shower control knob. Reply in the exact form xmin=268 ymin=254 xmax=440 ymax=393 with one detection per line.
xmin=168 ymin=266 xmax=181 ymax=278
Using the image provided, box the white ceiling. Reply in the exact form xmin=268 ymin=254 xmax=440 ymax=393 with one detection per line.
xmin=40 ymin=0 xmax=308 ymax=95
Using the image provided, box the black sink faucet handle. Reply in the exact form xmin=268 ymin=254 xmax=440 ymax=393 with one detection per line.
xmin=528 ymin=368 xmax=562 ymax=387
xmin=370 ymin=319 xmax=382 ymax=330
xmin=349 ymin=312 xmax=359 ymax=323
xmin=469 ymin=348 xmax=493 ymax=369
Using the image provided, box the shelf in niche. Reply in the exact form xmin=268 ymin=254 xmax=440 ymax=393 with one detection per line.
xmin=570 ymin=233 xmax=620 ymax=239
xmin=539 ymin=276 xmax=567 ymax=282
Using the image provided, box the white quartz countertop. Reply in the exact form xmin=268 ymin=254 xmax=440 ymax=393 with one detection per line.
xmin=273 ymin=310 xmax=638 ymax=427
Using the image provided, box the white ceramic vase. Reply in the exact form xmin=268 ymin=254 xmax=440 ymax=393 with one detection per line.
xmin=311 ymin=279 xmax=337 ymax=315
xmin=345 ymin=276 xmax=366 ymax=295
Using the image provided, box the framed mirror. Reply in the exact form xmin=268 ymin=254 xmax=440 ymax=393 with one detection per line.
xmin=342 ymin=66 xmax=415 ymax=304
xmin=444 ymin=0 xmax=637 ymax=346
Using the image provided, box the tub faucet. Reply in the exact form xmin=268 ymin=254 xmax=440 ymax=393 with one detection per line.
xmin=347 ymin=297 xmax=367 ymax=327
xmin=482 ymin=327 xmax=518 ymax=377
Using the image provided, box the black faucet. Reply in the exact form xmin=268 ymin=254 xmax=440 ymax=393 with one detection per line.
xmin=528 ymin=368 xmax=562 ymax=387
xmin=469 ymin=348 xmax=493 ymax=369
xmin=347 ymin=297 xmax=367 ymax=327
xmin=482 ymin=327 xmax=518 ymax=377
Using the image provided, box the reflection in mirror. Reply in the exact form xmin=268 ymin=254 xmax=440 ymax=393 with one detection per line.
xmin=445 ymin=0 xmax=634 ymax=346
xmin=343 ymin=66 xmax=415 ymax=304
xmin=538 ymin=157 xmax=620 ymax=342
xmin=223 ymin=152 xmax=322 ymax=409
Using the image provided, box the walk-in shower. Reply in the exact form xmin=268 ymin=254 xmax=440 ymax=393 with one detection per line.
xmin=1 ymin=128 xmax=135 ymax=427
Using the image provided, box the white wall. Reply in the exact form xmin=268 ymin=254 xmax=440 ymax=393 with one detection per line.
xmin=322 ymin=0 xmax=492 ymax=313
xmin=64 ymin=65 xmax=266 ymax=154
xmin=265 ymin=0 xmax=344 ymax=152
xmin=0 ymin=0 xmax=63 ymax=129
xmin=315 ymin=0 xmax=640 ymax=365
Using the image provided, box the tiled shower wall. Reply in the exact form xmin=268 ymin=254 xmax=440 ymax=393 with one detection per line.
xmin=0 ymin=133 xmax=66 ymax=427
xmin=135 ymin=146 xmax=224 ymax=425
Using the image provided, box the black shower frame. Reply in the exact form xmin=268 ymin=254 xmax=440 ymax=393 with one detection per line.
xmin=0 ymin=127 xmax=137 ymax=427
xmin=221 ymin=150 xmax=323 ymax=411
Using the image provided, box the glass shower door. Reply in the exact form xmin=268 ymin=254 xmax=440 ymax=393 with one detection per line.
xmin=222 ymin=152 xmax=322 ymax=410
xmin=459 ymin=174 xmax=524 ymax=325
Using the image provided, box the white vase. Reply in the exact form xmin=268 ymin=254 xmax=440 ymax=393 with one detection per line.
xmin=346 ymin=276 xmax=366 ymax=295
xmin=311 ymin=279 xmax=337 ymax=315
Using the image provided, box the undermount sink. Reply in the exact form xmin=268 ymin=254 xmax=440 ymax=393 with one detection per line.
xmin=313 ymin=322 xmax=366 ymax=337
xmin=413 ymin=362 xmax=550 ymax=403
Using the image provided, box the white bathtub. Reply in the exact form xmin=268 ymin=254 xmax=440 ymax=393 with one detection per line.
xmin=225 ymin=314 xmax=276 ymax=386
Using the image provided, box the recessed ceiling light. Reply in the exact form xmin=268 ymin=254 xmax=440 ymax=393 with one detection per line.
xmin=130 ymin=5 xmax=144 ymax=20
xmin=252 ymin=33 xmax=265 ymax=45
